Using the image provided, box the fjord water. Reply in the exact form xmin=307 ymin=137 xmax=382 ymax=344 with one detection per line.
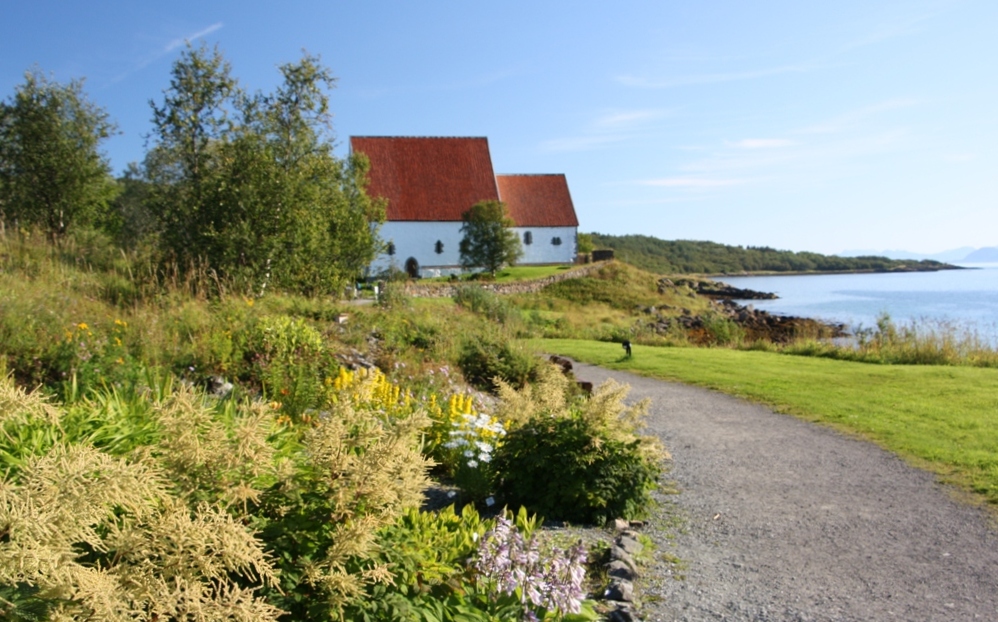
xmin=720 ymin=264 xmax=998 ymax=342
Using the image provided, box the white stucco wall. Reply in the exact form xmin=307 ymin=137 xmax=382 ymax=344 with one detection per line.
xmin=370 ymin=221 xmax=465 ymax=277
xmin=513 ymin=226 xmax=577 ymax=265
xmin=371 ymin=222 xmax=577 ymax=278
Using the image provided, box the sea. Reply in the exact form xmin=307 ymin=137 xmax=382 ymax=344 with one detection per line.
xmin=718 ymin=263 xmax=998 ymax=344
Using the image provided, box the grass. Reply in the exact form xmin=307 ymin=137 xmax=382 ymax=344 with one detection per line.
xmin=528 ymin=338 xmax=998 ymax=508
xmin=423 ymin=264 xmax=574 ymax=283
xmin=492 ymin=265 xmax=574 ymax=282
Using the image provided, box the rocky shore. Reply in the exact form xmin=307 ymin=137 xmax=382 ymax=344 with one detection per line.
xmin=654 ymin=278 xmax=846 ymax=343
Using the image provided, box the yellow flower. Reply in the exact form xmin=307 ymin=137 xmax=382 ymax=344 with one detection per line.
xmin=76 ymin=322 xmax=89 ymax=331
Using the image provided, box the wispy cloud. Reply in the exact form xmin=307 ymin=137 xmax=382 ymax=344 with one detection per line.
xmin=540 ymin=134 xmax=628 ymax=153
xmin=800 ymin=98 xmax=917 ymax=134
xmin=164 ymin=22 xmax=224 ymax=52
xmin=106 ymin=23 xmax=225 ymax=86
xmin=593 ymin=109 xmax=670 ymax=128
xmin=729 ymin=139 xmax=797 ymax=149
xmin=616 ymin=63 xmax=819 ymax=89
xmin=639 ymin=177 xmax=750 ymax=188
xmin=839 ymin=9 xmax=937 ymax=52
xmin=540 ymin=108 xmax=670 ymax=152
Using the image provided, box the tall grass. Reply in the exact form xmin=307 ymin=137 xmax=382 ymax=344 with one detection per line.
xmin=780 ymin=314 xmax=998 ymax=368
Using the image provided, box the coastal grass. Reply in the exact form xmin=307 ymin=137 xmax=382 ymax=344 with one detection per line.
xmin=492 ymin=264 xmax=574 ymax=282
xmin=423 ymin=264 xmax=573 ymax=283
xmin=528 ymin=338 xmax=998 ymax=508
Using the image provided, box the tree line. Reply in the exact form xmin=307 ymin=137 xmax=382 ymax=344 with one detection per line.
xmin=589 ymin=233 xmax=955 ymax=275
xmin=0 ymin=44 xmax=383 ymax=295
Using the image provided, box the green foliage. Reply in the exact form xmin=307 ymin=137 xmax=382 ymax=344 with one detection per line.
xmin=588 ymin=233 xmax=957 ymax=275
xmin=378 ymin=280 xmax=411 ymax=311
xmin=343 ymin=505 xmax=493 ymax=621
xmin=453 ymin=284 xmax=515 ymax=323
xmin=459 ymin=200 xmax=523 ymax=276
xmin=489 ymin=368 xmax=662 ymax=524
xmin=246 ymin=314 xmax=328 ymax=418
xmin=701 ymin=314 xmax=745 ymax=347
xmin=0 ymin=369 xmax=433 ymax=621
xmin=493 ymin=414 xmax=660 ymax=525
xmin=457 ymin=331 xmax=538 ymax=393
xmin=145 ymin=44 xmax=383 ymax=296
xmin=0 ymin=70 xmax=118 ymax=240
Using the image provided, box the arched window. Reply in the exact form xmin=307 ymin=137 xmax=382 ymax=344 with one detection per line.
xmin=523 ymin=231 xmax=533 ymax=245
xmin=434 ymin=240 xmax=444 ymax=254
xmin=551 ymin=236 xmax=562 ymax=246
xmin=386 ymin=241 xmax=396 ymax=256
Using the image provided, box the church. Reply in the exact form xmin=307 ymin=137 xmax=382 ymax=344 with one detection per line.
xmin=350 ymin=136 xmax=580 ymax=278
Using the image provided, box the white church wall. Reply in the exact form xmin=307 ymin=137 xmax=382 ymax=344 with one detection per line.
xmin=514 ymin=226 xmax=577 ymax=265
xmin=371 ymin=223 xmax=578 ymax=278
xmin=371 ymin=221 xmax=465 ymax=277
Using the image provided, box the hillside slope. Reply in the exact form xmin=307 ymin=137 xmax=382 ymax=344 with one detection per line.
xmin=589 ymin=233 xmax=958 ymax=275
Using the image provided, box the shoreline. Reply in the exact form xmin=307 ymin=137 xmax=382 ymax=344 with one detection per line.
xmin=704 ymin=264 xmax=966 ymax=279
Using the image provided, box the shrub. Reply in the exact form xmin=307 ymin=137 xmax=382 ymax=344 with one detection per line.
xmin=377 ymin=280 xmax=411 ymax=310
xmin=246 ymin=315 xmax=328 ymax=418
xmin=453 ymin=284 xmax=515 ymax=324
xmin=491 ymin=370 xmax=664 ymax=524
xmin=457 ymin=331 xmax=538 ymax=393
xmin=492 ymin=415 xmax=659 ymax=525
xmin=702 ymin=315 xmax=745 ymax=346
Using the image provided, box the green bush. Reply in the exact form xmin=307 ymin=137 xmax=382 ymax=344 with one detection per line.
xmin=492 ymin=415 xmax=660 ymax=525
xmin=457 ymin=332 xmax=537 ymax=393
xmin=453 ymin=285 xmax=514 ymax=324
xmin=703 ymin=315 xmax=744 ymax=346
xmin=246 ymin=315 xmax=329 ymax=418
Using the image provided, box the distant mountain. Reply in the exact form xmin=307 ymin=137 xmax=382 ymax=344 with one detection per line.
xmin=962 ymin=247 xmax=998 ymax=262
xmin=838 ymin=247 xmax=976 ymax=262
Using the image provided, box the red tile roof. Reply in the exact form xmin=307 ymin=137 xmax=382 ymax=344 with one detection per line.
xmin=350 ymin=136 xmax=500 ymax=221
xmin=496 ymin=174 xmax=579 ymax=227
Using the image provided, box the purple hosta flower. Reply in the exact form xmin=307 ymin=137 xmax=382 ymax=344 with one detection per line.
xmin=473 ymin=518 xmax=588 ymax=616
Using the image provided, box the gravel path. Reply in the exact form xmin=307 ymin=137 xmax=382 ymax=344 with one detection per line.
xmin=571 ymin=362 xmax=998 ymax=622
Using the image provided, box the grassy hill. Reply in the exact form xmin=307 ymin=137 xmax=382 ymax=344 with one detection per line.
xmin=589 ymin=233 xmax=958 ymax=275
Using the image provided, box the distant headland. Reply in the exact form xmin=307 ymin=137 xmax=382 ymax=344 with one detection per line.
xmin=587 ymin=233 xmax=962 ymax=276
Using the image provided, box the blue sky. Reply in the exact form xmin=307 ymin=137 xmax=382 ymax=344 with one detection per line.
xmin=3 ymin=1 xmax=995 ymax=254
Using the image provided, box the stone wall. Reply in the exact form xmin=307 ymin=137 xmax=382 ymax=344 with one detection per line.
xmin=400 ymin=262 xmax=607 ymax=298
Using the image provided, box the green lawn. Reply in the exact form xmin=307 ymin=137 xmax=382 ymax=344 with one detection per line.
xmin=529 ymin=338 xmax=998 ymax=507
xmin=424 ymin=265 xmax=574 ymax=283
